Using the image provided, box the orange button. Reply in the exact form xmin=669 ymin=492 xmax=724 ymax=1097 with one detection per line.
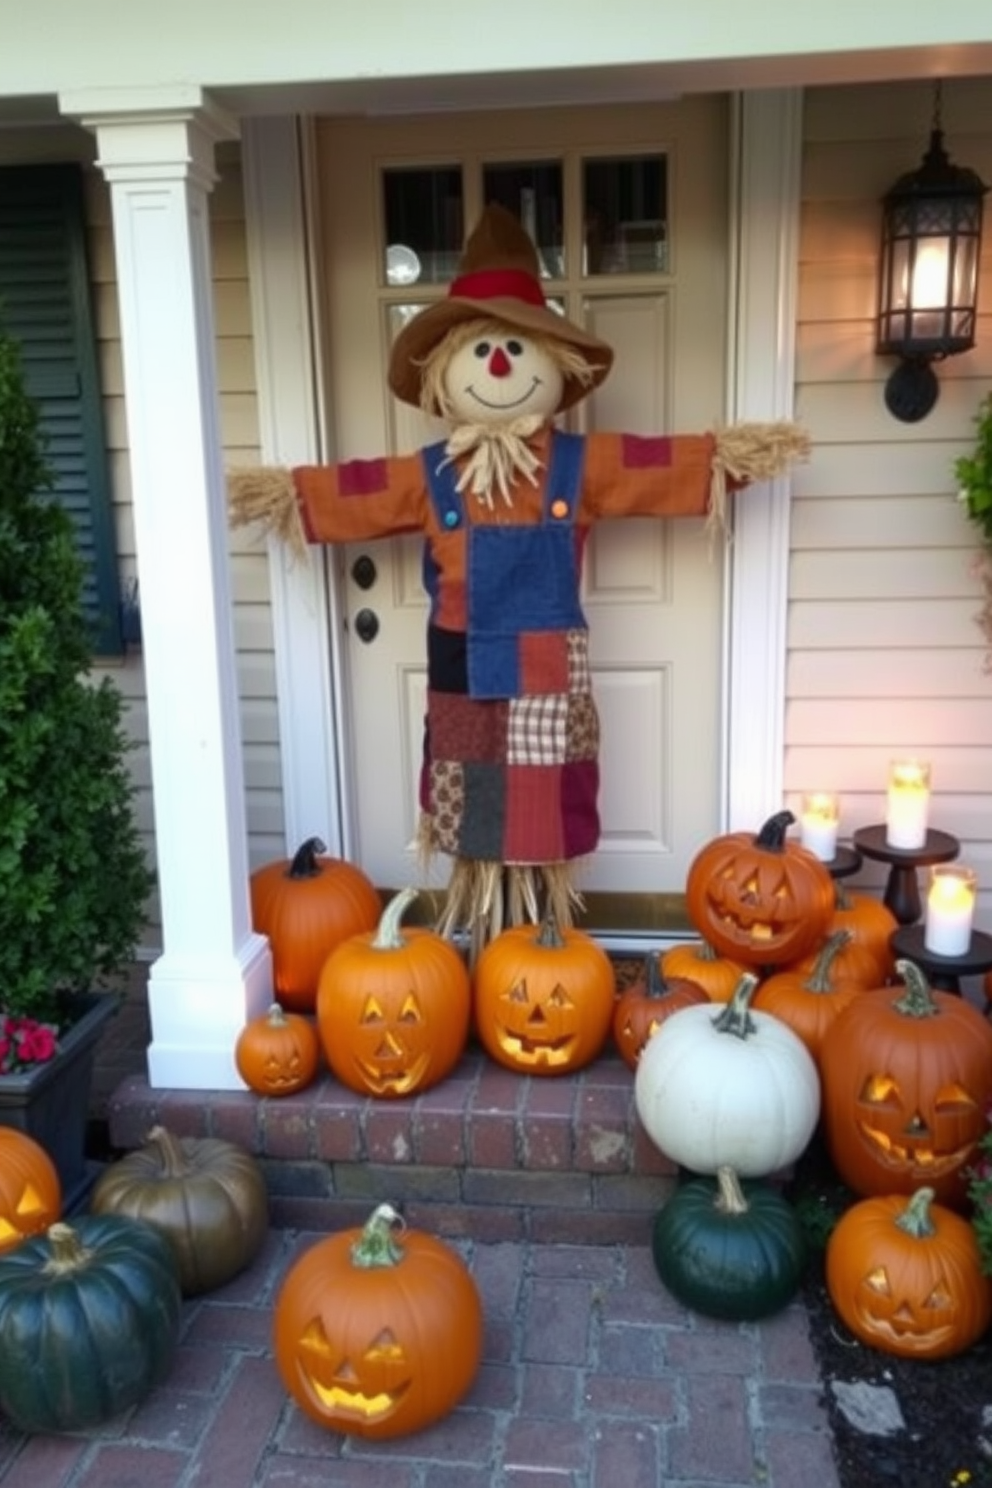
xmin=551 ymin=499 xmax=569 ymax=519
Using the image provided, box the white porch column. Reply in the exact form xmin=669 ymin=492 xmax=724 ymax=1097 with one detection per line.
xmin=60 ymin=85 xmax=272 ymax=1089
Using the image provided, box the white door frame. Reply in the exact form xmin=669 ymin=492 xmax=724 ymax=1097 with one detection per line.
xmin=241 ymin=88 xmax=803 ymax=879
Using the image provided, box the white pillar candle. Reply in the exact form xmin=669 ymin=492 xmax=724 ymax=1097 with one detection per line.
xmin=800 ymin=792 xmax=840 ymax=860
xmin=885 ymin=759 xmax=931 ymax=850
xmin=924 ymin=866 xmax=976 ymax=957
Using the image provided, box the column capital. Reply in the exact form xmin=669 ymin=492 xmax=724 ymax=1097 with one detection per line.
xmin=59 ymin=85 xmax=238 ymax=190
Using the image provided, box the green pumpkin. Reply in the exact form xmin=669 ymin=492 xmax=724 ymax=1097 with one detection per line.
xmin=651 ymin=1165 xmax=807 ymax=1321
xmin=0 ymin=1215 xmax=182 ymax=1433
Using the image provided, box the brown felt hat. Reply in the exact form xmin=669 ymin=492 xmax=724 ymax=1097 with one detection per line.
xmin=387 ymin=203 xmax=615 ymax=412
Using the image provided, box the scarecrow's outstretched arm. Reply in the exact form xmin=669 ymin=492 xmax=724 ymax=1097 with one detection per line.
xmin=227 ymin=467 xmax=305 ymax=556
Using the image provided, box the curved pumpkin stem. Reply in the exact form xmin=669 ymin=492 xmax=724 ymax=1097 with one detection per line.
xmin=535 ymin=908 xmax=567 ymax=951
xmin=371 ymin=887 xmax=420 ymax=950
xmin=892 ymin=959 xmax=941 ymax=1019
xmin=753 ymin=811 xmax=796 ymax=852
xmin=42 ymin=1223 xmax=95 ymax=1276
xmin=264 ymin=1003 xmax=291 ymax=1027
xmin=714 ymin=1165 xmax=750 ymax=1217
xmin=894 ymin=1187 xmax=938 ymax=1239
xmin=144 ymin=1125 xmax=193 ymax=1177
xmin=804 ymin=931 xmax=852 ymax=994
xmin=286 ymin=837 xmax=327 ymax=879
xmin=350 ymin=1203 xmax=406 ymax=1268
xmin=710 ymin=972 xmax=760 ymax=1039
xmin=642 ymin=955 xmax=668 ymax=1000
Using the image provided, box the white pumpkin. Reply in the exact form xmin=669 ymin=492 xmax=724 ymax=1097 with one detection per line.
xmin=634 ymin=971 xmax=820 ymax=1177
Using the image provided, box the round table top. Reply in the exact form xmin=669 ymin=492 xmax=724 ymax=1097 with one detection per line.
xmin=852 ymin=823 xmax=960 ymax=869
xmin=890 ymin=923 xmax=992 ymax=978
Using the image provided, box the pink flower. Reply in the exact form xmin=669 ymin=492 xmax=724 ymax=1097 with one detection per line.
xmin=0 ymin=1015 xmax=61 ymax=1073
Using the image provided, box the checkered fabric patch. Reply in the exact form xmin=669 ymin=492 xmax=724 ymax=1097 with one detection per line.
xmin=507 ymin=693 xmax=568 ymax=766
xmin=567 ymin=629 xmax=592 ymax=692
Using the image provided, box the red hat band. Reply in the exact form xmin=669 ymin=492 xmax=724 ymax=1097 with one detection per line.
xmin=448 ymin=268 xmax=546 ymax=308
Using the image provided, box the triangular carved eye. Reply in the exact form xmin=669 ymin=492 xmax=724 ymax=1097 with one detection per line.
xmin=300 ymin=1318 xmax=334 ymax=1357
xmin=506 ymin=981 xmax=529 ymax=1004
xmin=861 ymin=1075 xmax=901 ymax=1107
xmin=934 ymin=1084 xmax=976 ymax=1111
xmin=398 ymin=994 xmax=422 ymax=1024
xmin=545 ymin=985 xmax=573 ymax=1011
xmin=864 ymin=1267 xmax=891 ymax=1295
xmin=361 ymin=997 xmax=384 ymax=1024
xmin=15 ymin=1184 xmax=47 ymax=1218
xmin=924 ymin=1286 xmax=952 ymax=1310
xmin=364 ymin=1328 xmax=405 ymax=1365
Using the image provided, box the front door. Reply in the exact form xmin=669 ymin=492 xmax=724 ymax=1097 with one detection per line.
xmin=313 ymin=98 xmax=729 ymax=916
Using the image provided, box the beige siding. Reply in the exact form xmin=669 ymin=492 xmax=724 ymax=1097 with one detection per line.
xmin=82 ymin=143 xmax=282 ymax=949
xmin=792 ymin=78 xmax=992 ymax=930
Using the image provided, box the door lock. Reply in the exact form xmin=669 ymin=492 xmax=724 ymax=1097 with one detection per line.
xmin=354 ymin=608 xmax=380 ymax=644
xmin=351 ymin=554 xmax=377 ymax=590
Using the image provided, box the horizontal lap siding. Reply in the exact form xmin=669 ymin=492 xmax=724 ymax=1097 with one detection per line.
xmin=85 ymin=144 xmax=281 ymax=950
xmin=792 ymin=79 xmax=992 ymax=928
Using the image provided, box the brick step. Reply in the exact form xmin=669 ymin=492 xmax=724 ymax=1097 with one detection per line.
xmin=104 ymin=1045 xmax=679 ymax=1245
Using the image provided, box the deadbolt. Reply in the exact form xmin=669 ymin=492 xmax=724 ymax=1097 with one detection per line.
xmin=354 ymin=608 xmax=379 ymax=644
xmin=351 ymin=554 xmax=377 ymax=590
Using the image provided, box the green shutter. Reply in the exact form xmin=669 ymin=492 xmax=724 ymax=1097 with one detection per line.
xmin=0 ymin=163 xmax=123 ymax=655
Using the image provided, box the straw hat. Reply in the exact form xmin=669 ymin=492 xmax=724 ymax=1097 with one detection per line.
xmin=387 ymin=203 xmax=614 ymax=411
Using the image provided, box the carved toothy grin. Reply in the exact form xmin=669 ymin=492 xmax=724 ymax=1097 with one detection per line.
xmin=498 ymin=1032 xmax=576 ymax=1067
xmin=857 ymin=1122 xmax=971 ymax=1176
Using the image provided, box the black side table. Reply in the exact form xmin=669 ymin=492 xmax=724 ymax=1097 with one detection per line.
xmin=851 ymin=824 xmax=960 ymax=926
xmin=890 ymin=923 xmax=992 ymax=996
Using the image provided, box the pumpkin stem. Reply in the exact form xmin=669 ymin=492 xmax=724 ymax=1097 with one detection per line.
xmin=265 ymin=1003 xmax=290 ymax=1027
xmin=643 ymin=955 xmax=668 ymax=1001
xmin=834 ymin=881 xmax=853 ymax=911
xmin=894 ymin=1187 xmax=938 ymax=1239
xmin=41 ymin=1222 xmax=95 ymax=1275
xmin=891 ymin=959 xmax=941 ymax=1019
xmin=287 ymin=837 xmax=327 ymax=879
xmin=754 ymin=811 xmax=796 ymax=852
xmin=145 ymin=1125 xmax=192 ymax=1177
xmin=350 ymin=1203 xmax=406 ymax=1268
xmin=696 ymin=940 xmax=720 ymax=962
xmin=372 ymin=887 xmax=419 ymax=950
xmin=535 ymin=908 xmax=566 ymax=951
xmin=713 ymin=1164 xmax=750 ymax=1217
xmin=710 ymin=972 xmax=760 ymax=1039
xmin=804 ymin=931 xmax=852 ymax=993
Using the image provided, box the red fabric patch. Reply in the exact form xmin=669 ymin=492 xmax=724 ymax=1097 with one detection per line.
xmin=338 ymin=457 xmax=390 ymax=497
xmin=428 ymin=691 xmax=509 ymax=764
xmin=561 ymin=760 xmax=600 ymax=858
xmin=621 ymin=434 xmax=674 ymax=470
xmin=503 ymin=765 xmax=565 ymax=863
xmin=519 ymin=632 xmax=570 ymax=695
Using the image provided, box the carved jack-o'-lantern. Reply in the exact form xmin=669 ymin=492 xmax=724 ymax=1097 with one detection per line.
xmin=0 ymin=1130 xmax=61 ymax=1254
xmin=819 ymin=959 xmax=992 ymax=1209
xmin=273 ymin=1203 xmax=484 ymax=1437
xmin=825 ymin=1187 xmax=992 ymax=1359
xmin=612 ymin=954 xmax=708 ymax=1071
xmin=235 ymin=1004 xmax=321 ymax=1097
xmin=472 ymin=912 xmax=615 ymax=1074
xmin=685 ymin=811 xmax=835 ymax=968
xmin=317 ymin=889 xmax=471 ymax=1098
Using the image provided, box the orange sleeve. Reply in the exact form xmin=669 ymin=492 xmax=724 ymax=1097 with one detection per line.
xmin=579 ymin=431 xmax=717 ymax=521
xmin=292 ymin=450 xmax=429 ymax=544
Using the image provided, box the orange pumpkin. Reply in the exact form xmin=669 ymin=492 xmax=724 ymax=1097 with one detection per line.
xmin=473 ymin=911 xmax=615 ymax=1075
xmin=273 ymin=1202 xmax=483 ymax=1438
xmin=685 ymin=810 xmax=834 ymax=968
xmin=235 ymin=1004 xmax=321 ymax=1097
xmin=794 ymin=883 xmax=897 ymax=988
xmin=660 ymin=939 xmax=748 ymax=1004
xmin=250 ymin=837 xmax=381 ymax=1013
xmin=0 ymin=1130 xmax=61 ymax=1254
xmin=317 ymin=888 xmax=470 ymax=1098
xmin=612 ymin=954 xmax=708 ymax=1071
xmin=819 ymin=958 xmax=992 ymax=1208
xmin=752 ymin=930 xmax=867 ymax=1064
xmin=826 ymin=1186 xmax=992 ymax=1360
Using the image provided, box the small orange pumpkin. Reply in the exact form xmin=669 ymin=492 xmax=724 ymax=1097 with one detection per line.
xmin=317 ymin=888 xmax=471 ymax=1098
xmin=752 ymin=930 xmax=867 ymax=1064
xmin=612 ymin=954 xmax=708 ymax=1071
xmin=473 ymin=910 xmax=615 ymax=1075
xmin=685 ymin=810 xmax=835 ymax=968
xmin=661 ymin=939 xmax=748 ymax=1004
xmin=0 ymin=1130 xmax=61 ymax=1254
xmin=250 ymin=837 xmax=381 ymax=1013
xmin=235 ymin=1004 xmax=321 ymax=1097
xmin=273 ymin=1202 xmax=483 ymax=1438
xmin=793 ymin=883 xmax=897 ymax=988
xmin=826 ymin=1186 xmax=992 ymax=1360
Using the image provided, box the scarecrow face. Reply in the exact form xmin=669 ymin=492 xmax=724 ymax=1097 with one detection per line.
xmin=444 ymin=331 xmax=563 ymax=424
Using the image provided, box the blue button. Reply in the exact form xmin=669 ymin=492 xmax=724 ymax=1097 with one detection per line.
xmin=443 ymin=509 xmax=460 ymax=528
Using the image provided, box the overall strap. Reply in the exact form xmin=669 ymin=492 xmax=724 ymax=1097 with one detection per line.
xmin=543 ymin=430 xmax=586 ymax=522
xmin=422 ymin=441 xmax=464 ymax=531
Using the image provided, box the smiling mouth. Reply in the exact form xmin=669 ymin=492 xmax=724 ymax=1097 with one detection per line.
xmin=466 ymin=379 xmax=540 ymax=410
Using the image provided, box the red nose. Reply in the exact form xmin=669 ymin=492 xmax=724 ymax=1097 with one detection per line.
xmin=488 ymin=346 xmax=512 ymax=377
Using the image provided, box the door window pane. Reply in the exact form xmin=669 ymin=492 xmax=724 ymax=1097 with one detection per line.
xmin=382 ymin=166 xmax=463 ymax=285
xmin=582 ymin=156 xmax=668 ymax=276
xmin=482 ymin=160 xmax=564 ymax=278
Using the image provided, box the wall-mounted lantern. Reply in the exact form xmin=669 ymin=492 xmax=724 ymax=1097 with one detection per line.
xmin=877 ymin=85 xmax=987 ymax=423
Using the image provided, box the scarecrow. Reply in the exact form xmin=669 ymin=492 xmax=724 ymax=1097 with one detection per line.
xmin=230 ymin=204 xmax=808 ymax=950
